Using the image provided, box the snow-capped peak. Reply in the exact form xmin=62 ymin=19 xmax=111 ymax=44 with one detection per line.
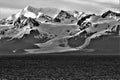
xmin=22 ymin=6 xmax=39 ymax=18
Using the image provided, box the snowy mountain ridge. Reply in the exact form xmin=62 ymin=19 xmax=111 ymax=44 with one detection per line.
xmin=0 ymin=6 xmax=120 ymax=54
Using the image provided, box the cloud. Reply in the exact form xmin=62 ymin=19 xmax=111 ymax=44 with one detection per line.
xmin=90 ymin=0 xmax=119 ymax=10
xmin=0 ymin=7 xmax=20 ymax=18
xmin=63 ymin=0 xmax=119 ymax=5
xmin=62 ymin=0 xmax=119 ymax=13
xmin=0 ymin=7 xmax=20 ymax=13
xmin=92 ymin=0 xmax=119 ymax=5
xmin=63 ymin=0 xmax=95 ymax=5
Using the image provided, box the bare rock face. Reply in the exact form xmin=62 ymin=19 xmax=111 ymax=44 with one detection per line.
xmin=37 ymin=14 xmax=53 ymax=23
xmin=77 ymin=14 xmax=94 ymax=26
xmin=101 ymin=10 xmax=120 ymax=19
xmin=53 ymin=10 xmax=77 ymax=24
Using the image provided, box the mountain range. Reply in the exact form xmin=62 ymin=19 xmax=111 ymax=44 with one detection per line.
xmin=0 ymin=6 xmax=120 ymax=54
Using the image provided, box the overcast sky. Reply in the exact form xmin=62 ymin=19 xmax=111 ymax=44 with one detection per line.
xmin=0 ymin=0 xmax=119 ymax=19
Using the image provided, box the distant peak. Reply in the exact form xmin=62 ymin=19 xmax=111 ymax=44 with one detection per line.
xmin=101 ymin=10 xmax=120 ymax=18
xmin=24 ymin=5 xmax=36 ymax=11
xmin=24 ymin=5 xmax=34 ymax=9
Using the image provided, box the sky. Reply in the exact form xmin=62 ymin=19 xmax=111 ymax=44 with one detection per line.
xmin=0 ymin=0 xmax=119 ymax=19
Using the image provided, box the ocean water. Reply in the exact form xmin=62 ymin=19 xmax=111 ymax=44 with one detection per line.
xmin=0 ymin=55 xmax=120 ymax=79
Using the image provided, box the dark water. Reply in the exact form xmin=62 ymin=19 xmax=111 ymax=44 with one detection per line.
xmin=0 ymin=55 xmax=120 ymax=80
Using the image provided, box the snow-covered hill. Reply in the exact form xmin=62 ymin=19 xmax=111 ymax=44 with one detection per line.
xmin=1 ymin=6 xmax=86 ymax=25
xmin=1 ymin=6 xmax=60 ymax=24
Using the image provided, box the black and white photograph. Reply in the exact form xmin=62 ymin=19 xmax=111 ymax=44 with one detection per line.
xmin=0 ymin=0 xmax=120 ymax=79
